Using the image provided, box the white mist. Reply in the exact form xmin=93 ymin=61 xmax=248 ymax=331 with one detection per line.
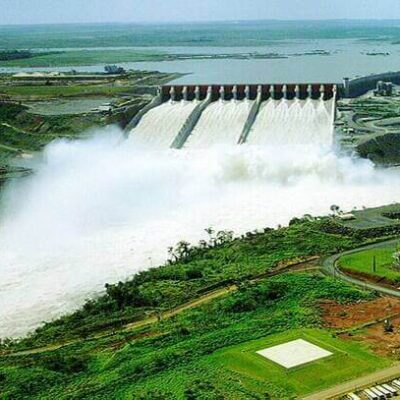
xmin=0 ymin=114 xmax=399 ymax=338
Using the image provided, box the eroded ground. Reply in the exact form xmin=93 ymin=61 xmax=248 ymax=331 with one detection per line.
xmin=322 ymin=296 xmax=400 ymax=358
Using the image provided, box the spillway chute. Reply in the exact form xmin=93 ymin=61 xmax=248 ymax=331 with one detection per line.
xmin=183 ymin=99 xmax=254 ymax=149
xmin=128 ymin=100 xmax=199 ymax=149
xmin=126 ymin=83 xmax=338 ymax=150
xmin=246 ymin=98 xmax=335 ymax=147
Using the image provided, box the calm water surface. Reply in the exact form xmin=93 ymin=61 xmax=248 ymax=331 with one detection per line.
xmin=1 ymin=39 xmax=400 ymax=83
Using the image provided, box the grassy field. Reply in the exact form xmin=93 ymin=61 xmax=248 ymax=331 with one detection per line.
xmin=338 ymin=242 xmax=400 ymax=282
xmin=0 ymin=49 xmax=167 ymax=68
xmin=0 ymin=84 xmax=136 ymax=98
xmin=211 ymin=329 xmax=391 ymax=397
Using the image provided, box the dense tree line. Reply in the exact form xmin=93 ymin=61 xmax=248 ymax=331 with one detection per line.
xmin=0 ymin=50 xmax=33 ymax=61
xmin=0 ymin=50 xmax=61 ymax=61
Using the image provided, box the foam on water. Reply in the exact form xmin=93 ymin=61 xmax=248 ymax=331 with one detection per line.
xmin=184 ymin=99 xmax=254 ymax=148
xmin=247 ymin=99 xmax=334 ymax=147
xmin=129 ymin=100 xmax=198 ymax=148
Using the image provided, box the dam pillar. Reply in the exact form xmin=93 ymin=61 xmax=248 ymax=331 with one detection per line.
xmin=270 ymin=85 xmax=276 ymax=100
xmin=295 ymin=85 xmax=300 ymax=99
xmin=238 ymin=84 xmax=264 ymax=144
xmin=283 ymin=84 xmax=288 ymax=100
xmin=182 ymin=86 xmax=188 ymax=101
xmin=195 ymin=86 xmax=201 ymax=101
xmin=245 ymin=85 xmax=250 ymax=100
xmin=307 ymin=84 xmax=313 ymax=99
xmin=232 ymin=85 xmax=238 ymax=101
xmin=320 ymin=85 xmax=325 ymax=100
xmin=207 ymin=86 xmax=212 ymax=100
xmin=171 ymin=87 xmax=214 ymax=149
xmin=257 ymin=85 xmax=262 ymax=100
xmin=219 ymin=86 xmax=225 ymax=101
xmin=169 ymin=86 xmax=176 ymax=102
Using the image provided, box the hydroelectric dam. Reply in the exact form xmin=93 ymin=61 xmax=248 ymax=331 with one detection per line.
xmin=127 ymin=83 xmax=338 ymax=148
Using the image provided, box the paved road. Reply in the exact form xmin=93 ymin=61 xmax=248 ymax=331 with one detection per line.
xmin=321 ymin=238 xmax=400 ymax=298
xmin=302 ymin=363 xmax=400 ymax=400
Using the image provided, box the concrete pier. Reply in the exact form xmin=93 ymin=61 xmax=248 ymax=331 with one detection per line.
xmin=160 ymin=83 xmax=339 ymax=103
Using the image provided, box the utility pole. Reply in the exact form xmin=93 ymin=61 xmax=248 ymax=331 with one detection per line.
xmin=372 ymin=255 xmax=377 ymax=273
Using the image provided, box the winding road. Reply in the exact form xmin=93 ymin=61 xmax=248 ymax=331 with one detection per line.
xmin=321 ymin=238 xmax=400 ymax=297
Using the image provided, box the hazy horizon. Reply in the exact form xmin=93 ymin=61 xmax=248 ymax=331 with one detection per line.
xmin=3 ymin=18 xmax=400 ymax=27
xmin=3 ymin=0 xmax=400 ymax=25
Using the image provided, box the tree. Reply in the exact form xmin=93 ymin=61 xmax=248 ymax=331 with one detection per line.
xmin=393 ymin=245 xmax=400 ymax=270
xmin=175 ymin=241 xmax=191 ymax=259
xmin=167 ymin=246 xmax=177 ymax=263
xmin=215 ymin=230 xmax=234 ymax=245
xmin=330 ymin=204 xmax=341 ymax=216
xmin=205 ymin=227 xmax=215 ymax=246
xmin=198 ymin=239 xmax=208 ymax=249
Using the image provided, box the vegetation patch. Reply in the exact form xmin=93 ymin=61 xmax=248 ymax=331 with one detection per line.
xmin=0 ymin=273 xmax=379 ymax=399
xmin=0 ymin=50 xmax=61 ymax=62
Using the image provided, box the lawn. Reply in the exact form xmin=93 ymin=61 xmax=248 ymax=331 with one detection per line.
xmin=0 ymin=84 xmax=134 ymax=98
xmin=0 ymin=49 xmax=166 ymax=68
xmin=210 ymin=329 xmax=392 ymax=397
xmin=338 ymin=243 xmax=400 ymax=282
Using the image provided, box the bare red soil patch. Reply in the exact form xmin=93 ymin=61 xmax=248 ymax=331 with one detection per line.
xmin=356 ymin=316 xmax=400 ymax=357
xmin=322 ymin=296 xmax=400 ymax=357
xmin=321 ymin=297 xmax=400 ymax=329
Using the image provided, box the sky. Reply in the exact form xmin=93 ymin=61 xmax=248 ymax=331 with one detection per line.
xmin=2 ymin=0 xmax=400 ymax=25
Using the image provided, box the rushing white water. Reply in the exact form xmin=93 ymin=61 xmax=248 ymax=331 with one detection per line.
xmin=247 ymin=99 xmax=334 ymax=147
xmin=1 ymin=103 xmax=400 ymax=338
xmin=184 ymin=100 xmax=254 ymax=148
xmin=129 ymin=100 xmax=198 ymax=148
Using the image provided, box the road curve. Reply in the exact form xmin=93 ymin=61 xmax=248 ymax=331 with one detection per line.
xmin=320 ymin=238 xmax=400 ymax=297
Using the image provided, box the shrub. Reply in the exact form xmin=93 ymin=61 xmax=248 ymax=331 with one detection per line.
xmin=41 ymin=354 xmax=89 ymax=374
xmin=184 ymin=380 xmax=224 ymax=400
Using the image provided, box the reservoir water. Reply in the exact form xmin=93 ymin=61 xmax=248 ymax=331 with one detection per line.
xmin=1 ymin=39 xmax=400 ymax=83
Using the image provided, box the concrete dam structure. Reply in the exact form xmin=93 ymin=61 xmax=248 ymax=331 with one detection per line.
xmin=128 ymin=84 xmax=338 ymax=149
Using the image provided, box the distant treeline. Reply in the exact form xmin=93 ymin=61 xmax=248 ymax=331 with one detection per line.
xmin=0 ymin=50 xmax=61 ymax=61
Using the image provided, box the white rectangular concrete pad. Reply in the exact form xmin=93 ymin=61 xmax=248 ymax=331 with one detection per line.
xmin=256 ymin=339 xmax=332 ymax=369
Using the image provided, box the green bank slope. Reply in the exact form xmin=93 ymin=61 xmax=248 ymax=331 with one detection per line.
xmin=1 ymin=218 xmax=398 ymax=399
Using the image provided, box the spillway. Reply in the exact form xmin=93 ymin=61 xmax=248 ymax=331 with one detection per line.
xmin=247 ymin=99 xmax=335 ymax=146
xmin=129 ymin=100 xmax=198 ymax=149
xmin=184 ymin=100 xmax=254 ymax=148
xmin=127 ymin=84 xmax=338 ymax=149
